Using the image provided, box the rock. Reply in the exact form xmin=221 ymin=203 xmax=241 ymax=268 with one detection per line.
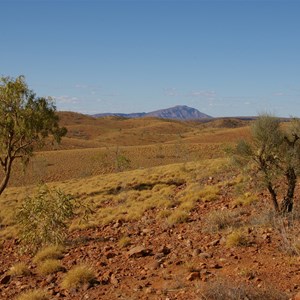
xmin=192 ymin=249 xmax=202 ymax=257
xmin=208 ymin=239 xmax=220 ymax=247
xmin=128 ymin=246 xmax=152 ymax=258
xmin=110 ymin=274 xmax=118 ymax=286
xmin=0 ymin=275 xmax=11 ymax=285
xmin=158 ymin=245 xmax=171 ymax=255
xmin=199 ymin=252 xmax=212 ymax=259
xmin=186 ymin=272 xmax=200 ymax=281
xmin=294 ymin=291 xmax=300 ymax=300
xmin=105 ymin=251 xmax=117 ymax=259
xmin=145 ymin=261 xmax=160 ymax=270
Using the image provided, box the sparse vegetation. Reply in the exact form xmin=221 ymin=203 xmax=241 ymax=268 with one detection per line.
xmin=8 ymin=262 xmax=30 ymax=276
xmin=61 ymin=264 xmax=96 ymax=289
xmin=15 ymin=289 xmax=49 ymax=300
xmin=37 ymin=259 xmax=63 ymax=275
xmin=226 ymin=229 xmax=249 ymax=247
xmin=33 ymin=245 xmax=65 ymax=264
xmin=17 ymin=186 xmax=74 ymax=252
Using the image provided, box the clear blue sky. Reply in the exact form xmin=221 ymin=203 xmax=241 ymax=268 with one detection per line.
xmin=1 ymin=0 xmax=300 ymax=117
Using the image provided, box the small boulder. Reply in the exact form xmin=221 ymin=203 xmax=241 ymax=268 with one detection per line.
xmin=128 ymin=246 xmax=152 ymax=258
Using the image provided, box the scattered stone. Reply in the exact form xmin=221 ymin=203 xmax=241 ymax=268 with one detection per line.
xmin=110 ymin=274 xmax=119 ymax=286
xmin=294 ymin=291 xmax=300 ymax=300
xmin=0 ymin=275 xmax=10 ymax=285
xmin=199 ymin=252 xmax=212 ymax=259
xmin=127 ymin=246 xmax=152 ymax=258
xmin=105 ymin=251 xmax=117 ymax=259
xmin=158 ymin=245 xmax=171 ymax=255
xmin=192 ymin=249 xmax=201 ymax=257
xmin=187 ymin=272 xmax=200 ymax=281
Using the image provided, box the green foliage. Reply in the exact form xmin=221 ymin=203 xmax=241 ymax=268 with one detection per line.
xmin=16 ymin=186 xmax=74 ymax=252
xmin=234 ymin=115 xmax=300 ymax=213
xmin=0 ymin=75 xmax=67 ymax=194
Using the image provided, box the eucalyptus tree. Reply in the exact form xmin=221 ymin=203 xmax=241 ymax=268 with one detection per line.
xmin=0 ymin=76 xmax=66 ymax=195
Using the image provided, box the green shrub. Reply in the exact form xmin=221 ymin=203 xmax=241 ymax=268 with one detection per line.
xmin=16 ymin=185 xmax=74 ymax=252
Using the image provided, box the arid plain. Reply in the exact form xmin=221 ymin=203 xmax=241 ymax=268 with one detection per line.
xmin=1 ymin=112 xmax=299 ymax=300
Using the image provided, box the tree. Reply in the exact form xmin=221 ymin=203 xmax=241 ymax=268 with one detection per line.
xmin=234 ymin=115 xmax=300 ymax=214
xmin=0 ymin=75 xmax=67 ymax=195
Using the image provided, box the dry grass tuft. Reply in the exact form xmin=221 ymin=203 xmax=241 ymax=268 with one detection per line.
xmin=37 ymin=259 xmax=64 ymax=275
xmin=118 ymin=236 xmax=131 ymax=248
xmin=203 ymin=210 xmax=242 ymax=233
xmin=61 ymin=264 xmax=96 ymax=289
xmin=226 ymin=229 xmax=249 ymax=247
xmin=33 ymin=245 xmax=65 ymax=264
xmin=15 ymin=289 xmax=49 ymax=300
xmin=8 ymin=262 xmax=30 ymax=276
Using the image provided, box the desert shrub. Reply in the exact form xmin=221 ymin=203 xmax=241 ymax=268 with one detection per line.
xmin=61 ymin=264 xmax=96 ymax=289
xmin=203 ymin=210 xmax=241 ymax=233
xmin=33 ymin=245 xmax=65 ymax=264
xmin=199 ymin=279 xmax=288 ymax=300
xmin=37 ymin=259 xmax=63 ymax=275
xmin=16 ymin=289 xmax=49 ymax=300
xmin=8 ymin=262 xmax=30 ymax=276
xmin=167 ymin=210 xmax=189 ymax=225
xmin=226 ymin=229 xmax=249 ymax=247
xmin=16 ymin=185 xmax=74 ymax=251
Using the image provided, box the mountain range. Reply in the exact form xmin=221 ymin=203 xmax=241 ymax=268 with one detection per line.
xmin=93 ymin=105 xmax=212 ymax=120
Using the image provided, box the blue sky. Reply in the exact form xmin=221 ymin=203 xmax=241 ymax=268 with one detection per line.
xmin=1 ymin=0 xmax=300 ymax=117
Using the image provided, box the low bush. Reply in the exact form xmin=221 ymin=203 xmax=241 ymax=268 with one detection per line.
xmin=17 ymin=185 xmax=74 ymax=252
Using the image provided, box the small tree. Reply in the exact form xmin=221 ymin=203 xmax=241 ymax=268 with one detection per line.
xmin=234 ymin=115 xmax=300 ymax=214
xmin=0 ymin=76 xmax=66 ymax=195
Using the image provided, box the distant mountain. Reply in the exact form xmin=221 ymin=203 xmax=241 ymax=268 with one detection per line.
xmin=93 ymin=105 xmax=212 ymax=120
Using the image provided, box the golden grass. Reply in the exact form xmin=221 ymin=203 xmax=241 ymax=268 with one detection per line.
xmin=37 ymin=259 xmax=63 ymax=275
xmin=33 ymin=245 xmax=65 ymax=264
xmin=8 ymin=262 xmax=30 ymax=276
xmin=226 ymin=229 xmax=249 ymax=247
xmin=15 ymin=289 xmax=49 ymax=300
xmin=61 ymin=264 xmax=96 ymax=289
xmin=1 ymin=157 xmax=233 ymax=239
xmin=118 ymin=236 xmax=131 ymax=248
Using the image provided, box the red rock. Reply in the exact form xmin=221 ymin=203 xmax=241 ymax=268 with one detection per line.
xmin=0 ymin=275 xmax=10 ymax=285
xmin=127 ymin=246 xmax=152 ymax=258
xmin=186 ymin=272 xmax=200 ymax=281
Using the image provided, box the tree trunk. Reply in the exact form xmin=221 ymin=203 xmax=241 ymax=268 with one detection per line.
xmin=281 ymin=167 xmax=297 ymax=213
xmin=267 ymin=181 xmax=279 ymax=212
xmin=0 ymin=157 xmax=13 ymax=195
